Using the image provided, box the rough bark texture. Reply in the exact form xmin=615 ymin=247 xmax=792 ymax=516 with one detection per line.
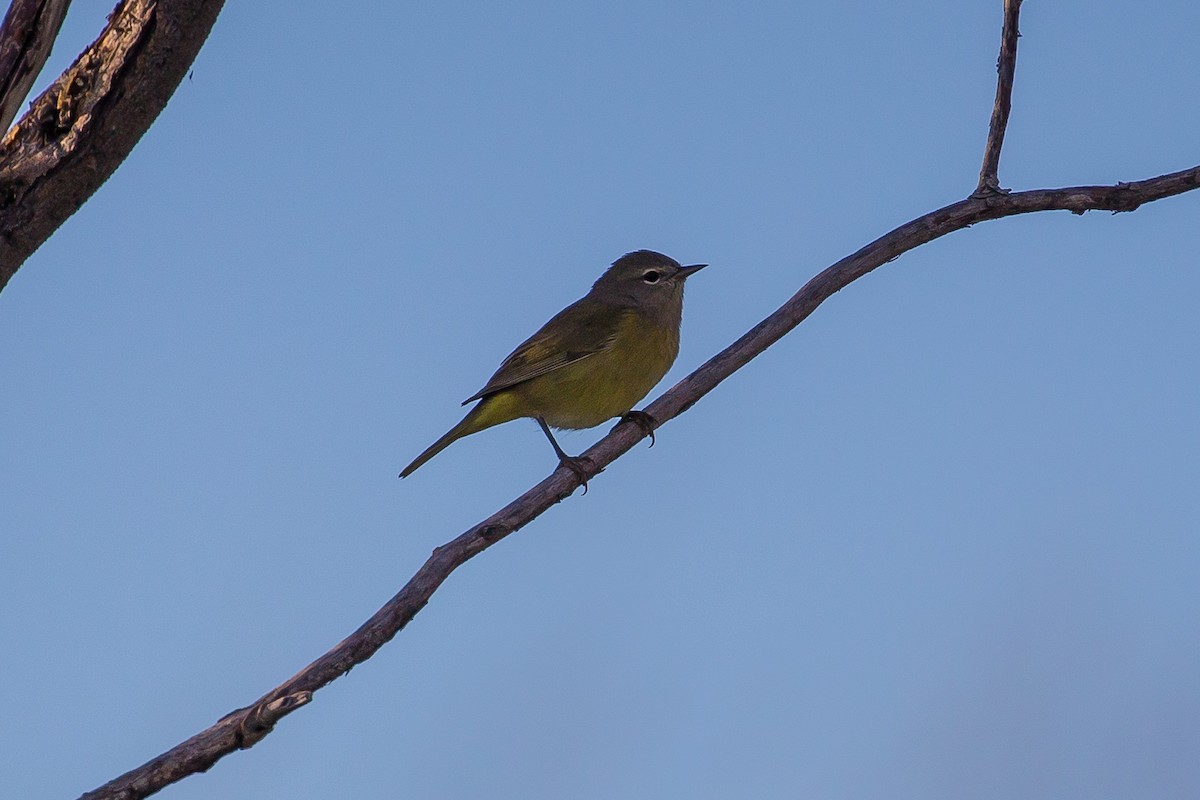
xmin=0 ymin=0 xmax=72 ymax=133
xmin=0 ymin=0 xmax=225 ymax=292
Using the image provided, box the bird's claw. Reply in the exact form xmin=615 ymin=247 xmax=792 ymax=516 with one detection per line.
xmin=559 ymin=455 xmax=597 ymax=494
xmin=620 ymin=410 xmax=658 ymax=447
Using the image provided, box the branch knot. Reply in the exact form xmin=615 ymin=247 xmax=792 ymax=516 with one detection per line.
xmin=235 ymin=692 xmax=312 ymax=748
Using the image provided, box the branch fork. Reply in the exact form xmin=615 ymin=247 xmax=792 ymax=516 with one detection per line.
xmin=64 ymin=1 xmax=1200 ymax=797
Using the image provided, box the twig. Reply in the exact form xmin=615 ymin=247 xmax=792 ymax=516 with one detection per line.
xmin=975 ymin=0 xmax=1022 ymax=196
xmin=80 ymin=165 xmax=1200 ymax=800
xmin=79 ymin=0 xmax=1200 ymax=797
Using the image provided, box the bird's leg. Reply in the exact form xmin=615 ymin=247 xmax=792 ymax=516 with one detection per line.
xmin=618 ymin=410 xmax=657 ymax=447
xmin=536 ymin=417 xmax=595 ymax=493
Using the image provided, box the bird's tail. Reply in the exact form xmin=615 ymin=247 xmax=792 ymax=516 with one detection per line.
xmin=399 ymin=394 xmax=517 ymax=478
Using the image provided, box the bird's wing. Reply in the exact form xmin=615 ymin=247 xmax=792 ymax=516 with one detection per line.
xmin=463 ymin=299 xmax=623 ymax=404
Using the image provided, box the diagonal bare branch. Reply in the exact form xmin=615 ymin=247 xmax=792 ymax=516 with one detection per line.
xmin=77 ymin=0 xmax=1200 ymax=797
xmin=0 ymin=0 xmax=71 ymax=133
xmin=975 ymin=0 xmax=1022 ymax=196
xmin=80 ymin=163 xmax=1200 ymax=800
xmin=0 ymin=0 xmax=224 ymax=294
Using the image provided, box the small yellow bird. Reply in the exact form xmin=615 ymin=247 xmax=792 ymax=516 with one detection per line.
xmin=400 ymin=250 xmax=705 ymax=479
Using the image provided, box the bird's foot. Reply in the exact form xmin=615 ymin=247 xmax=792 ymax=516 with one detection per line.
xmin=559 ymin=454 xmax=597 ymax=494
xmin=537 ymin=416 xmax=598 ymax=494
xmin=619 ymin=410 xmax=658 ymax=447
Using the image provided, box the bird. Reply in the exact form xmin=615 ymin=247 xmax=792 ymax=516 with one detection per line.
xmin=400 ymin=250 xmax=705 ymax=482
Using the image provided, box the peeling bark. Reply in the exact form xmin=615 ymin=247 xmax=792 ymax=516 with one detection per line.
xmin=0 ymin=0 xmax=224 ymax=292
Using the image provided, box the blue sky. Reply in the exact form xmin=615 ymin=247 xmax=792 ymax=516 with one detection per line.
xmin=3 ymin=2 xmax=1199 ymax=798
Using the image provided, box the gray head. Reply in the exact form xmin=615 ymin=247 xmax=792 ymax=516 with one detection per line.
xmin=587 ymin=250 xmax=706 ymax=311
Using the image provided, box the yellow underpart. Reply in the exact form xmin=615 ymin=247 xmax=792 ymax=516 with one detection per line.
xmin=400 ymin=310 xmax=679 ymax=477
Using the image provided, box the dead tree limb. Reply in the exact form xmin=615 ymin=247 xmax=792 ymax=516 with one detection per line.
xmin=0 ymin=0 xmax=72 ymax=133
xmin=0 ymin=0 xmax=224 ymax=293
xmin=975 ymin=0 xmax=1022 ymax=195
xmin=78 ymin=2 xmax=1200 ymax=798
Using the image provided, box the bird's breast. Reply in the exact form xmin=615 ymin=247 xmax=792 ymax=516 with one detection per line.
xmin=518 ymin=311 xmax=680 ymax=430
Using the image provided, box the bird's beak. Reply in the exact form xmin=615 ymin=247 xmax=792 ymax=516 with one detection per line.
xmin=676 ymin=263 xmax=707 ymax=279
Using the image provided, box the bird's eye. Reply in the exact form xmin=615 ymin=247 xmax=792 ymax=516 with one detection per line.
xmin=641 ymin=270 xmax=661 ymax=284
